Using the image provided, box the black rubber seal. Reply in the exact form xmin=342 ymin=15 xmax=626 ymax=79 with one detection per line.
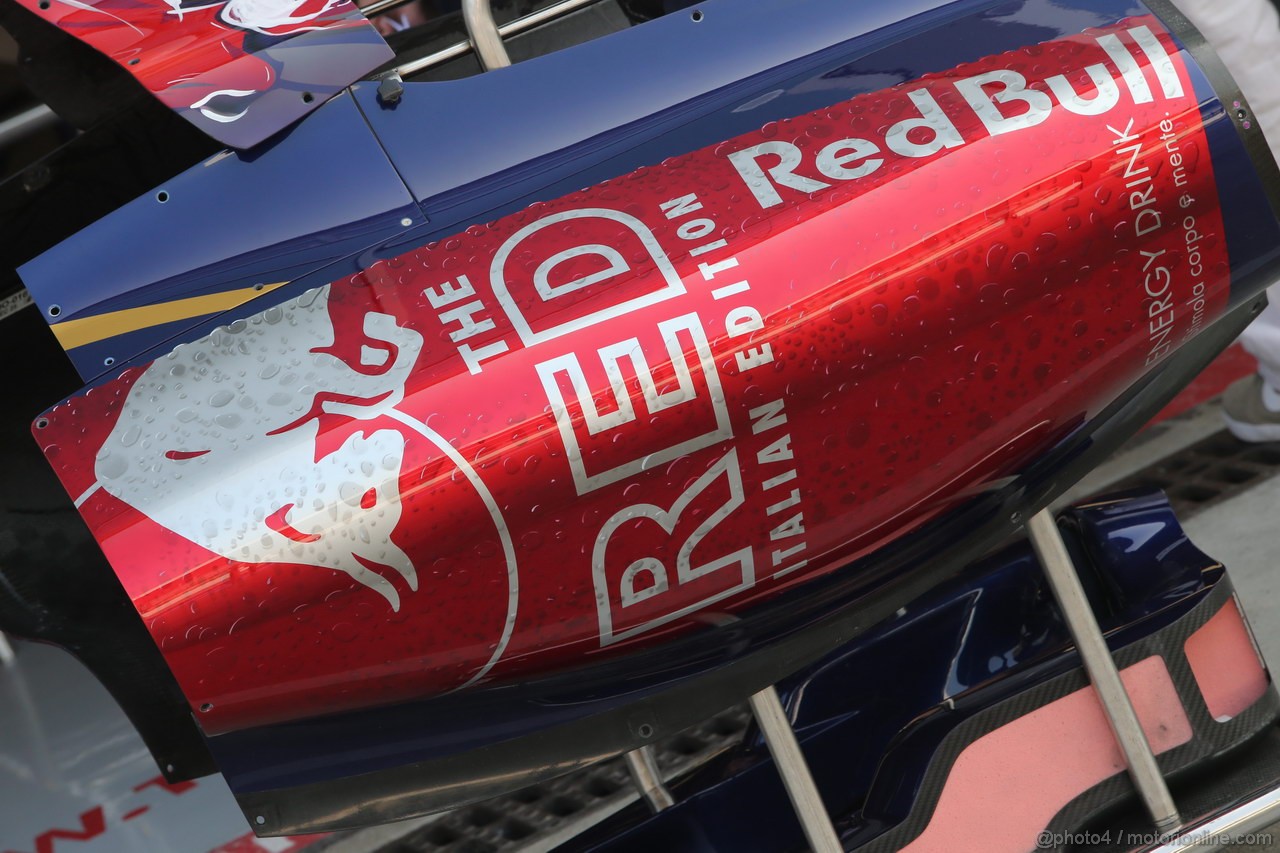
xmin=1147 ymin=0 xmax=1280 ymax=222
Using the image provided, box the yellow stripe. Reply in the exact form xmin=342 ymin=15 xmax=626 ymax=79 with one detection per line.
xmin=51 ymin=282 xmax=289 ymax=351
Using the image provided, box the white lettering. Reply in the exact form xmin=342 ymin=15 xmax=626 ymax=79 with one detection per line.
xmin=956 ymin=69 xmax=1052 ymax=136
xmin=728 ymin=141 xmax=829 ymax=208
xmin=885 ymin=89 xmax=965 ymax=158
xmin=1047 ymin=64 xmax=1121 ymax=116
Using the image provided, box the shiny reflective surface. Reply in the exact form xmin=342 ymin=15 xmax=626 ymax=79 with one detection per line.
xmin=361 ymin=0 xmax=974 ymax=214
xmin=34 ymin=10 xmax=1253 ymax=738
xmin=11 ymin=0 xmax=391 ymax=147
xmin=19 ymin=92 xmax=425 ymax=381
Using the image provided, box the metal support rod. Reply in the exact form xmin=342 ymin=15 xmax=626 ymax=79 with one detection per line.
xmin=1026 ymin=509 xmax=1182 ymax=833
xmin=0 ymin=105 xmax=59 ymax=149
xmin=0 ymin=632 xmax=14 ymax=667
xmin=462 ymin=0 xmax=512 ymax=70
xmin=391 ymin=0 xmax=599 ymax=78
xmin=624 ymin=746 xmax=675 ymax=813
xmin=359 ymin=0 xmax=414 ymax=17
xmin=749 ymin=686 xmax=843 ymax=853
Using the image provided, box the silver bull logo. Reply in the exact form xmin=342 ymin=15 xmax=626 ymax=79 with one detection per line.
xmin=90 ymin=285 xmax=422 ymax=610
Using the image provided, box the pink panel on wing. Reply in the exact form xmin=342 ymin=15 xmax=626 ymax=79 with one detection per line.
xmin=1185 ymin=598 xmax=1269 ymax=721
xmin=900 ymin=655 xmax=1191 ymax=853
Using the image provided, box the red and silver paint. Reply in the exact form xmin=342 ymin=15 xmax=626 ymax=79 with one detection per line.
xmin=37 ymin=17 xmax=1231 ymax=733
xmin=13 ymin=0 xmax=392 ymax=146
xmin=81 ymin=289 xmax=425 ymax=612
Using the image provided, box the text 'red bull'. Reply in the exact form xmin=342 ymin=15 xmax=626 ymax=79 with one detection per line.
xmin=37 ymin=17 xmax=1230 ymax=733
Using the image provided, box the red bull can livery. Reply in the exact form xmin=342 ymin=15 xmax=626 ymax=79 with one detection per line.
xmin=29 ymin=6 xmax=1277 ymax=751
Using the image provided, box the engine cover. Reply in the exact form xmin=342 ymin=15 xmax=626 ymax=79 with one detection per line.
xmin=24 ymin=0 xmax=1280 ymax=834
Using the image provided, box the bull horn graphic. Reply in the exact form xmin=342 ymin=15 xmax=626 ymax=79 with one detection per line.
xmin=91 ymin=285 xmax=424 ymax=610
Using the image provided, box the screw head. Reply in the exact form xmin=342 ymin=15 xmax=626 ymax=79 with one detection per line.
xmin=377 ymin=75 xmax=405 ymax=107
